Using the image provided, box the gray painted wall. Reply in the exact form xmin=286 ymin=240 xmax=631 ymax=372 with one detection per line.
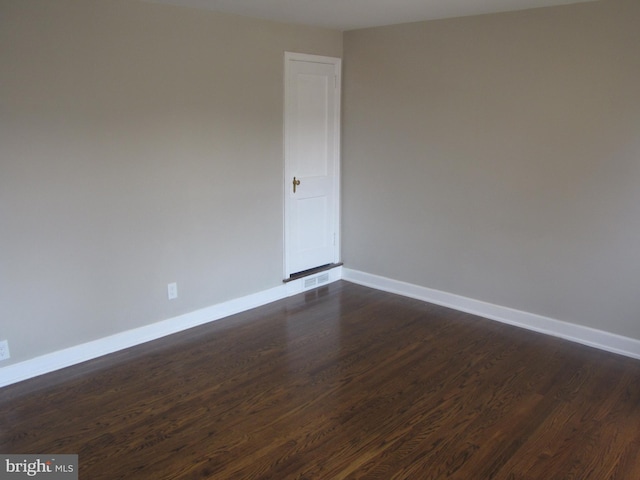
xmin=343 ymin=0 xmax=640 ymax=339
xmin=2 ymin=0 xmax=639 ymax=372
xmin=0 ymin=0 xmax=342 ymax=365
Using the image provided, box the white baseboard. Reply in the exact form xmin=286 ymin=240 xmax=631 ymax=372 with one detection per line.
xmin=0 ymin=267 xmax=342 ymax=388
xmin=3 ymin=264 xmax=636 ymax=388
xmin=342 ymin=268 xmax=640 ymax=360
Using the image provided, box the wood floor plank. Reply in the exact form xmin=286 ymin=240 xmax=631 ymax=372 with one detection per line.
xmin=1 ymin=281 xmax=640 ymax=479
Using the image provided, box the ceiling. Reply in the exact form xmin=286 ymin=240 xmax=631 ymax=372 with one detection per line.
xmin=142 ymin=0 xmax=598 ymax=31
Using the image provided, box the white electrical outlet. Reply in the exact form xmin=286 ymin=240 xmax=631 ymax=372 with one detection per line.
xmin=167 ymin=282 xmax=178 ymax=300
xmin=0 ymin=340 xmax=10 ymax=361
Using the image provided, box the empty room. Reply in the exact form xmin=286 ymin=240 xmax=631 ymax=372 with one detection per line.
xmin=1 ymin=0 xmax=639 ymax=478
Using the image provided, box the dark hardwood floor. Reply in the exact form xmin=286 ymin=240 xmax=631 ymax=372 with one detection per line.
xmin=1 ymin=281 xmax=640 ymax=479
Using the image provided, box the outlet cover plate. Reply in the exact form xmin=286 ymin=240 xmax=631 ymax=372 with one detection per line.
xmin=168 ymin=282 xmax=178 ymax=300
xmin=0 ymin=340 xmax=10 ymax=361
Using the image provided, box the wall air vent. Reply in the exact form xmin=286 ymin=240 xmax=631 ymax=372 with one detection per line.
xmin=303 ymin=272 xmax=331 ymax=291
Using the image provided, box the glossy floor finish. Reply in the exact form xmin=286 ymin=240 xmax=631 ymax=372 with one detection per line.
xmin=1 ymin=281 xmax=640 ymax=479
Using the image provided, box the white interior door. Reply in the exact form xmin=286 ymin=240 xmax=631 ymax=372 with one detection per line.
xmin=284 ymin=52 xmax=341 ymax=278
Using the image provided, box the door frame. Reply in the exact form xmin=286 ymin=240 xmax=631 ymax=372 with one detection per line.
xmin=283 ymin=52 xmax=342 ymax=279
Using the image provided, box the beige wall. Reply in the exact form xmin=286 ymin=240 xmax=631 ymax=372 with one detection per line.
xmin=2 ymin=0 xmax=639 ymax=370
xmin=0 ymin=0 xmax=342 ymax=364
xmin=343 ymin=0 xmax=640 ymax=339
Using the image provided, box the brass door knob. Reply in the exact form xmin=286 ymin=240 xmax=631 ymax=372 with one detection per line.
xmin=293 ymin=176 xmax=301 ymax=193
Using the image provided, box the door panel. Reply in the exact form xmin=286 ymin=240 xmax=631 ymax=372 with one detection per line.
xmin=284 ymin=53 xmax=341 ymax=277
xmin=295 ymin=73 xmax=329 ymax=178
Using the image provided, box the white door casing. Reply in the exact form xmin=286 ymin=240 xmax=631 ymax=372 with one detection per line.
xmin=284 ymin=52 xmax=341 ymax=277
